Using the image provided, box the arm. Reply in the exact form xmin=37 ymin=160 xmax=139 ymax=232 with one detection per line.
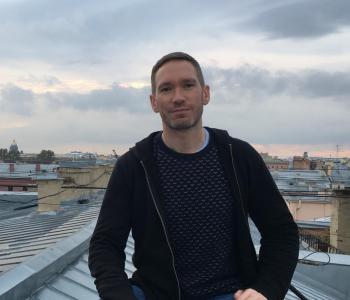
xmin=88 ymin=157 xmax=136 ymax=300
xmin=246 ymin=146 xmax=299 ymax=300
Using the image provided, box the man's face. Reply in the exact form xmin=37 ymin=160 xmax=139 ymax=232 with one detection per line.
xmin=150 ymin=60 xmax=210 ymax=132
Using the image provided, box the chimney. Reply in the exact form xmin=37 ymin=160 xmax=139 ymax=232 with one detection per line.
xmin=330 ymin=189 xmax=350 ymax=254
xmin=37 ymin=178 xmax=64 ymax=212
xmin=9 ymin=163 xmax=15 ymax=173
xmin=36 ymin=164 xmax=41 ymax=172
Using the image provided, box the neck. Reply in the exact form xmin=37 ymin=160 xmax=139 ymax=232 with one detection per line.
xmin=162 ymin=124 xmax=205 ymax=154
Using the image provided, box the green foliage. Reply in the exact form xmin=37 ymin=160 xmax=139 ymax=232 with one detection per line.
xmin=37 ymin=150 xmax=55 ymax=163
xmin=0 ymin=148 xmax=8 ymax=160
xmin=0 ymin=147 xmax=20 ymax=162
xmin=8 ymin=151 xmax=20 ymax=162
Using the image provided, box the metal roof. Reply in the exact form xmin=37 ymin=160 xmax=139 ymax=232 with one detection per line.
xmin=0 ymin=163 xmax=58 ymax=180
xmin=29 ymin=243 xmax=135 ymax=300
xmin=297 ymin=216 xmax=331 ymax=229
xmin=0 ymin=192 xmax=103 ymax=275
xmin=331 ymin=162 xmax=350 ymax=187
xmin=0 ymin=192 xmax=38 ymax=220
xmin=0 ymin=219 xmax=347 ymax=300
xmin=0 ymin=170 xmax=349 ymax=299
xmin=271 ymin=170 xmax=331 ymax=192
xmin=286 ymin=278 xmax=337 ymax=300
xmin=27 ymin=235 xmax=347 ymax=300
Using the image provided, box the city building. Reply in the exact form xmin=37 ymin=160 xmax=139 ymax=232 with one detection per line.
xmin=260 ymin=152 xmax=290 ymax=170
xmin=0 ymin=163 xmax=58 ymax=191
xmin=292 ymin=152 xmax=311 ymax=170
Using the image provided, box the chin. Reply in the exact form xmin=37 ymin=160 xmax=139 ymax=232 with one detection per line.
xmin=169 ymin=120 xmax=197 ymax=130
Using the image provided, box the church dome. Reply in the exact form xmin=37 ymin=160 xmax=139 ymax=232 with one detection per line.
xmin=9 ymin=139 xmax=19 ymax=153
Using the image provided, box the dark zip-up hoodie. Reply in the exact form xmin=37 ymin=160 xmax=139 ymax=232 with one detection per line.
xmin=88 ymin=128 xmax=299 ymax=300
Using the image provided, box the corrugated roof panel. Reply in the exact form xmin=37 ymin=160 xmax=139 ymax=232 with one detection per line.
xmin=0 ymin=194 xmax=103 ymax=275
xmin=271 ymin=169 xmax=332 ymax=193
xmin=31 ymin=252 xmax=100 ymax=300
xmin=34 ymin=285 xmax=79 ymax=300
xmin=71 ymin=260 xmax=91 ymax=275
xmin=0 ymin=192 xmax=37 ymax=220
xmin=1 ymin=209 xmax=345 ymax=300
xmin=286 ymin=280 xmax=337 ymax=300
xmin=63 ymin=268 xmax=96 ymax=290
xmin=49 ymin=276 xmax=99 ymax=300
xmin=28 ymin=235 xmax=344 ymax=300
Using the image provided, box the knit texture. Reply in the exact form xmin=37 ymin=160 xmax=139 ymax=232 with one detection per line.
xmin=154 ymin=132 xmax=239 ymax=299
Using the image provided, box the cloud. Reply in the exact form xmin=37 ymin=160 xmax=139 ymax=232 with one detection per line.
xmin=19 ymin=75 xmax=62 ymax=87
xmin=242 ymin=0 xmax=350 ymax=39
xmin=1 ymin=62 xmax=349 ymax=151
xmin=0 ymin=0 xmax=229 ymax=65
xmin=42 ymin=65 xmax=350 ymax=116
xmin=203 ymin=65 xmax=350 ymax=145
xmin=0 ymin=108 xmax=159 ymax=154
xmin=205 ymin=65 xmax=350 ymax=102
xmin=0 ymin=84 xmax=35 ymax=115
xmin=0 ymin=0 xmax=349 ymax=156
xmin=3 ymin=64 xmax=350 ymax=119
xmin=205 ymin=94 xmax=350 ymax=146
xmin=44 ymin=84 xmax=150 ymax=113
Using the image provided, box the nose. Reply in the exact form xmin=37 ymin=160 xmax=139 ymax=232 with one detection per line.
xmin=172 ymin=87 xmax=185 ymax=105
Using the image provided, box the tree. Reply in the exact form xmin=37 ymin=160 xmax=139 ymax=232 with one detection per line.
xmin=0 ymin=148 xmax=8 ymax=160
xmin=37 ymin=150 xmax=55 ymax=163
xmin=7 ymin=148 xmax=20 ymax=162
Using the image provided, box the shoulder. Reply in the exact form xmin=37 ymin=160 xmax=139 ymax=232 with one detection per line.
xmin=117 ymin=149 xmax=137 ymax=164
xmin=116 ymin=131 xmax=159 ymax=163
xmin=112 ymin=130 xmax=161 ymax=172
xmin=230 ymin=136 xmax=256 ymax=154
xmin=209 ymin=127 xmax=259 ymax=160
xmin=113 ymin=149 xmax=139 ymax=175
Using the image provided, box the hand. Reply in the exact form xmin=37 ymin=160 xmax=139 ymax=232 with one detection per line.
xmin=234 ymin=288 xmax=267 ymax=300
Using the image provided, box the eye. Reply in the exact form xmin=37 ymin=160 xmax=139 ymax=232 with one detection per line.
xmin=183 ymin=82 xmax=195 ymax=89
xmin=159 ymin=86 xmax=172 ymax=93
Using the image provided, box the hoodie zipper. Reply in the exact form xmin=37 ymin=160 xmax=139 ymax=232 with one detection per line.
xmin=140 ymin=161 xmax=181 ymax=300
xmin=229 ymin=144 xmax=250 ymax=227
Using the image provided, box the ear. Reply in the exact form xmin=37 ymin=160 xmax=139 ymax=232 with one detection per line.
xmin=150 ymin=94 xmax=159 ymax=113
xmin=202 ymin=85 xmax=210 ymax=105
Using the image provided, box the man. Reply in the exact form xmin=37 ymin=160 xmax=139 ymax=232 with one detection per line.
xmin=89 ymin=52 xmax=299 ymax=300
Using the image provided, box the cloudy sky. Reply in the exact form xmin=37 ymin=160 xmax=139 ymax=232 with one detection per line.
xmin=0 ymin=0 xmax=349 ymax=157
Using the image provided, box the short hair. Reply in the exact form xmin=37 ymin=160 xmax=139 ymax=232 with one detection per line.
xmin=151 ymin=52 xmax=205 ymax=94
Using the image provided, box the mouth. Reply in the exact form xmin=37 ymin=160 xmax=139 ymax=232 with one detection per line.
xmin=171 ymin=109 xmax=190 ymax=119
xmin=171 ymin=108 xmax=190 ymax=113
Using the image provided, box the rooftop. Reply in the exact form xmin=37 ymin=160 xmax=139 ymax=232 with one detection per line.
xmin=0 ymin=192 xmax=103 ymax=275
xmin=0 ymin=166 xmax=349 ymax=299
xmin=0 ymin=163 xmax=59 ymax=180
xmin=1 ymin=221 xmax=349 ymax=300
xmin=0 ymin=192 xmax=37 ymax=220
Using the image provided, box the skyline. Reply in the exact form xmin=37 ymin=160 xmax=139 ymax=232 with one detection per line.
xmin=1 ymin=139 xmax=348 ymax=160
xmin=1 ymin=0 xmax=350 ymax=157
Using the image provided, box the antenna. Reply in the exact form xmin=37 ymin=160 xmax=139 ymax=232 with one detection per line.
xmin=336 ymin=144 xmax=342 ymax=159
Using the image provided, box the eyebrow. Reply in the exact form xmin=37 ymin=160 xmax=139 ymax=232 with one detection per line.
xmin=182 ymin=79 xmax=197 ymax=84
xmin=157 ymin=78 xmax=198 ymax=90
xmin=157 ymin=82 xmax=172 ymax=91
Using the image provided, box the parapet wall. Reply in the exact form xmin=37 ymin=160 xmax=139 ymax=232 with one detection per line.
xmin=37 ymin=164 xmax=114 ymax=212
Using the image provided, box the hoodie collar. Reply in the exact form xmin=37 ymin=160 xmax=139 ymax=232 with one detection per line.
xmin=131 ymin=127 xmax=231 ymax=162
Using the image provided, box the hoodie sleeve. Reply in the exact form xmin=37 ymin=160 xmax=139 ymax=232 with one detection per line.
xmin=244 ymin=143 xmax=299 ymax=300
xmin=88 ymin=156 xmax=136 ymax=300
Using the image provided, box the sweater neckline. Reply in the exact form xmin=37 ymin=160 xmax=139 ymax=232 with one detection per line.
xmin=155 ymin=129 xmax=213 ymax=160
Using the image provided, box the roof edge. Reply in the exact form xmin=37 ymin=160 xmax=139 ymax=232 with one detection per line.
xmin=255 ymin=246 xmax=350 ymax=266
xmin=0 ymin=220 xmax=96 ymax=300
